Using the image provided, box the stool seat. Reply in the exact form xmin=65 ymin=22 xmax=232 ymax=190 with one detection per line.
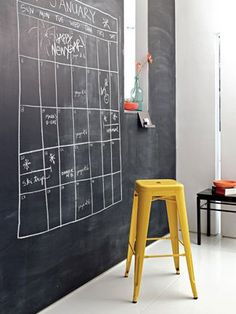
xmin=136 ymin=178 xmax=179 ymax=188
xmin=125 ymin=179 xmax=198 ymax=303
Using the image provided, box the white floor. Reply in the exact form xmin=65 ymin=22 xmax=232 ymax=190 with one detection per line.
xmin=39 ymin=234 xmax=236 ymax=314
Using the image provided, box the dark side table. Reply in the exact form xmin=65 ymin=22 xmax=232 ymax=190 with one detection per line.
xmin=197 ymin=189 xmax=236 ymax=245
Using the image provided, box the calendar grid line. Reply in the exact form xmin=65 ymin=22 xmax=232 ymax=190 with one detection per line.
xmin=108 ymin=41 xmax=114 ymax=204
xmin=117 ymin=16 xmax=123 ymax=201
xmin=53 ymin=26 xmax=63 ymax=226
xmin=70 ymin=53 xmax=78 ymax=220
xmin=17 ymin=0 xmax=22 ymax=239
xmin=96 ymin=38 xmax=106 ymax=208
xmin=20 ymin=138 xmax=121 ymax=156
xmin=20 ymin=103 xmax=119 ymax=111
xmin=37 ymin=20 xmax=50 ymax=230
xmin=19 ymin=54 xmax=119 ymax=74
xmin=84 ymin=36 xmax=94 ymax=214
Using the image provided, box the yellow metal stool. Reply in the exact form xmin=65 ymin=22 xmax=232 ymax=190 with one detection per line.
xmin=124 ymin=179 xmax=198 ymax=303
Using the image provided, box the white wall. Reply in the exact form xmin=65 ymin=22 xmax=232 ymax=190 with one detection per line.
xmin=124 ymin=0 xmax=136 ymax=100
xmin=136 ymin=0 xmax=148 ymax=108
xmin=124 ymin=0 xmax=148 ymax=108
xmin=176 ymin=0 xmax=220 ymax=233
xmin=220 ymin=1 xmax=236 ymax=237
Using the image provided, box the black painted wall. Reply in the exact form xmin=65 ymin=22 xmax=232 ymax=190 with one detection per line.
xmin=149 ymin=0 xmax=176 ymax=179
xmin=0 ymin=0 xmax=175 ymax=313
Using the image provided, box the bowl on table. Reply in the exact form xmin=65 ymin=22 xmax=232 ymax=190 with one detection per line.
xmin=213 ymin=180 xmax=236 ymax=188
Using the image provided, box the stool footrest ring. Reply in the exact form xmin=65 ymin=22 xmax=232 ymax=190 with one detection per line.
xmin=144 ymin=253 xmax=186 ymax=259
xmin=146 ymin=237 xmax=184 ymax=247
xmin=128 ymin=238 xmax=185 ymax=256
xmin=146 ymin=236 xmax=171 ymax=241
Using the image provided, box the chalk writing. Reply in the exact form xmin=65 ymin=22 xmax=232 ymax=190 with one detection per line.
xmin=39 ymin=10 xmax=50 ymax=20
xmin=106 ymin=126 xmax=119 ymax=134
xmin=22 ymin=173 xmax=51 ymax=187
xmin=76 ymin=129 xmax=88 ymax=139
xmin=78 ymin=199 xmax=90 ymax=211
xmin=74 ymin=90 xmax=86 ymax=98
xmin=45 ymin=113 xmax=57 ymax=126
xmin=100 ymin=74 xmax=109 ymax=104
xmin=20 ymin=3 xmax=34 ymax=15
xmin=49 ymin=0 xmax=96 ymax=24
xmin=61 ymin=168 xmax=74 ymax=178
xmin=76 ymin=165 xmax=89 ymax=176
xmin=51 ymin=32 xmax=85 ymax=59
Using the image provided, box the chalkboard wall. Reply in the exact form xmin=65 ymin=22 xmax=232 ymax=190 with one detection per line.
xmin=0 ymin=0 xmax=175 ymax=313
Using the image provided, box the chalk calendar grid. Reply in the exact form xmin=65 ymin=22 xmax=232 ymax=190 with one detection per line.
xmin=17 ymin=0 xmax=122 ymax=238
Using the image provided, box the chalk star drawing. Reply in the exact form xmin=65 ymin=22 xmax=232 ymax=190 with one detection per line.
xmin=112 ymin=113 xmax=118 ymax=121
xmin=102 ymin=18 xmax=111 ymax=30
xmin=49 ymin=153 xmax=56 ymax=164
xmin=22 ymin=159 xmax=31 ymax=171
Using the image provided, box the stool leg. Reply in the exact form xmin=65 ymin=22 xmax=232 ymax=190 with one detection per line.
xmin=166 ymin=199 xmax=180 ymax=274
xmin=176 ymin=190 xmax=198 ymax=299
xmin=133 ymin=192 xmax=152 ymax=303
xmin=125 ymin=192 xmax=138 ymax=277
